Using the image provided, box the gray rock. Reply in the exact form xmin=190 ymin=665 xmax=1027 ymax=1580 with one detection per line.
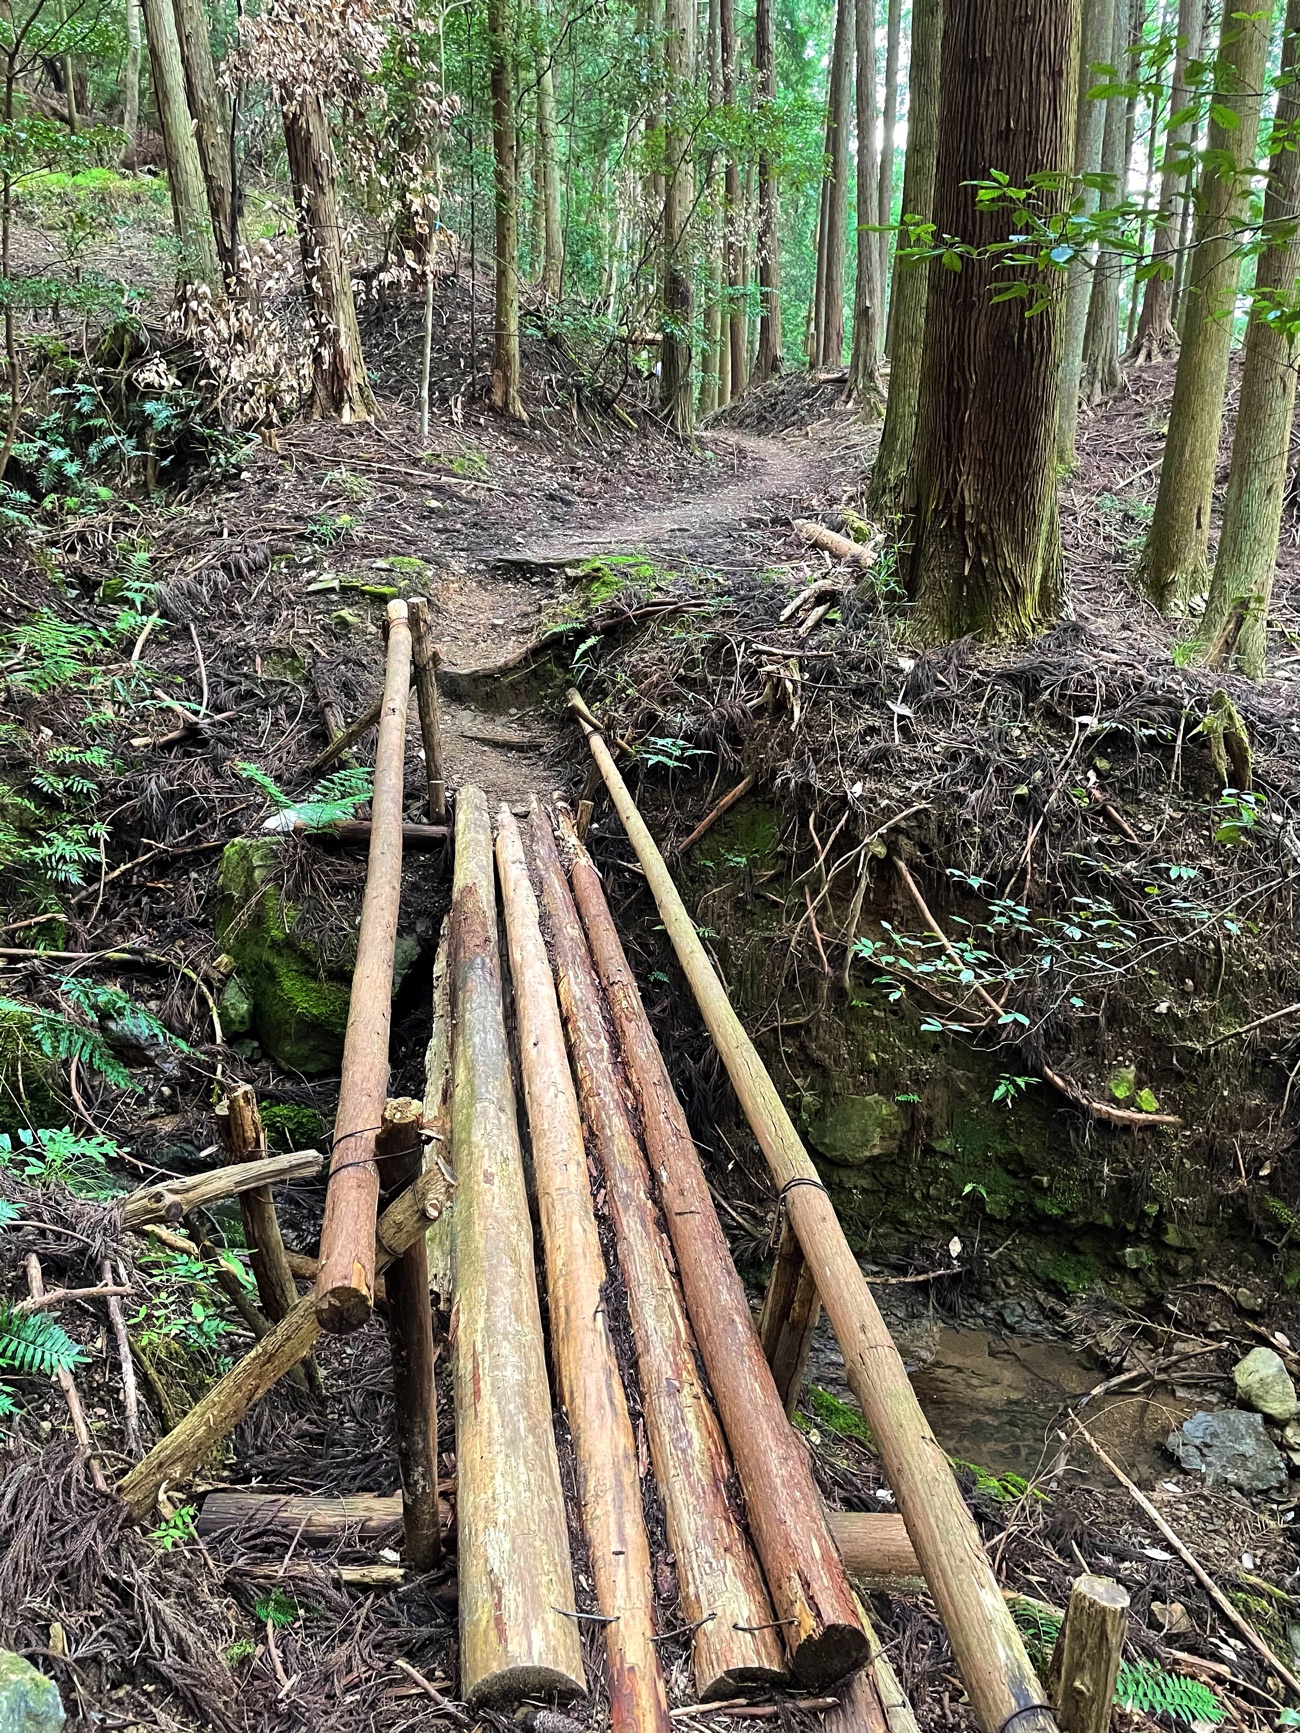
xmin=1233 ymin=1347 xmax=1298 ymax=1422
xmin=0 ymin=1650 xmax=64 ymax=1732
xmin=1166 ymin=1409 xmax=1288 ymax=1494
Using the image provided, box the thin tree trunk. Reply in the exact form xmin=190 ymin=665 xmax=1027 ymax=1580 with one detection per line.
xmin=139 ymin=0 xmax=219 ymax=288
xmin=1132 ymin=0 xmax=1206 ymax=360
xmin=701 ymin=0 xmax=722 ymax=416
xmin=171 ymin=0 xmax=237 ymax=274
xmin=661 ymin=0 xmax=694 ymax=432
xmin=904 ymin=0 xmax=1076 ymax=639
xmin=1199 ymin=0 xmax=1300 ymax=678
xmin=847 ymin=0 xmax=882 ymax=401
xmin=721 ymin=0 xmax=745 ymax=395
xmin=1141 ymin=4 xmax=1272 ymax=612
xmin=488 ymin=0 xmax=524 ymax=417
xmin=876 ymin=0 xmax=902 ymax=303
xmin=1058 ymin=0 xmax=1116 ymax=466
xmin=283 ymin=92 xmax=377 ymax=421
xmin=536 ymin=4 xmax=563 ymax=299
xmin=1127 ymin=0 xmax=1166 ymax=349
xmin=122 ymin=0 xmax=141 ymax=150
xmin=1080 ymin=0 xmax=1131 ymax=406
xmin=813 ymin=0 xmax=853 ymax=367
xmin=867 ymin=0 xmax=941 ymax=514
xmin=751 ymin=0 xmax=782 ymax=380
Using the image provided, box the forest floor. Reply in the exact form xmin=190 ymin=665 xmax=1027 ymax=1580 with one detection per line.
xmin=3 ymin=263 xmax=1300 ymax=1733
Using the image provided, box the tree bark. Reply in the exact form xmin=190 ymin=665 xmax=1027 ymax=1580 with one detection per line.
xmin=314 ymin=602 xmax=410 ymax=1330
xmin=535 ymin=4 xmax=563 ymax=298
xmin=489 ymin=0 xmax=524 ymax=418
xmin=812 ymin=0 xmax=853 ymax=367
xmin=450 ymin=786 xmax=586 ymax=1708
xmin=1199 ymin=0 xmax=1300 ymax=677
xmin=1057 ymin=0 xmax=1116 ymax=467
xmin=496 ymin=809 xmax=674 ymax=1733
xmin=1046 ymin=1577 xmax=1129 ymax=1733
xmin=139 ymin=0 xmax=219 ymax=288
xmin=751 ymin=0 xmax=783 ymax=381
xmin=721 ymin=0 xmax=746 ymax=395
xmin=848 ymin=0 xmax=883 ymax=400
xmin=122 ymin=1149 xmax=324 ymax=1229
xmin=170 ymin=0 xmax=237 ymax=274
xmin=904 ymin=0 xmax=1076 ymax=640
xmin=661 ymin=0 xmax=695 ymax=432
xmin=876 ymin=0 xmax=903 ymax=302
xmin=867 ymin=0 xmax=942 ymax=514
xmin=283 ymin=91 xmax=377 ymax=421
xmin=758 ymin=1215 xmax=821 ymax=1415
xmin=1079 ymin=0 xmax=1131 ymax=406
xmin=529 ymin=806 xmax=788 ymax=1699
xmin=1132 ymin=0 xmax=1206 ymax=361
xmin=1141 ymin=3 xmax=1272 ymax=613
xmin=122 ymin=0 xmax=141 ymax=149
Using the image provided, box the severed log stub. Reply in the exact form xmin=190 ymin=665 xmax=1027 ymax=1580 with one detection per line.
xmin=758 ymin=1214 xmax=821 ymax=1417
xmin=529 ymin=802 xmax=785 ymax=1697
xmin=215 ymin=1085 xmax=299 ymax=1325
xmin=496 ymin=806 xmax=672 ymax=1733
xmin=554 ymin=804 xmax=868 ymax=1687
xmin=376 ymin=1097 xmax=441 ymax=1572
xmin=567 ymin=695 xmax=1059 ymax=1733
xmin=197 ymin=1490 xmax=405 ymax=1542
xmin=315 ymin=599 xmax=412 ymax=1334
xmin=450 ymin=786 xmax=586 ymax=1709
xmin=407 ymin=598 xmax=447 ymax=822
xmin=1047 ymin=1577 xmax=1129 ymax=1733
xmin=118 ymin=1166 xmax=452 ymax=1520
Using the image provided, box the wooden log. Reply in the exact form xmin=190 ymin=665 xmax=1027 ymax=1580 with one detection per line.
xmin=758 ymin=1216 xmax=821 ymax=1417
xmin=121 ymin=1148 xmax=325 ymax=1230
xmin=529 ymin=805 xmax=785 ymax=1698
xmin=118 ymin=1166 xmax=451 ymax=1519
xmin=1047 ymin=1577 xmax=1129 ymax=1733
xmin=449 ymin=785 xmax=586 ymax=1709
xmin=568 ymin=692 xmax=1059 ymax=1733
xmin=408 ymin=598 xmax=447 ymax=822
xmin=25 ymin=1254 xmax=108 ymax=1493
xmin=215 ymin=1086 xmax=299 ymax=1326
xmin=376 ymin=1096 xmax=441 ymax=1572
xmin=792 ymin=519 xmax=877 ymax=567
xmin=311 ymin=668 xmax=359 ymax=769
xmin=287 ymin=818 xmax=449 ymax=847
xmin=283 ymin=1248 xmax=387 ymax=1307
xmin=554 ymin=806 xmax=868 ymax=1687
xmin=197 ymin=1490 xmax=406 ymax=1540
xmin=676 ymin=773 xmax=757 ymax=857
xmin=496 ymin=807 xmax=673 ymax=1733
xmin=316 ymin=599 xmax=413 ymax=1334
xmin=826 ymin=1513 xmax=921 ymax=1579
xmin=423 ymin=922 xmax=454 ymax=1301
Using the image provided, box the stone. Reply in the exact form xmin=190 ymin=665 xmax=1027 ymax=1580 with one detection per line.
xmin=0 ymin=1649 xmax=64 ymax=1731
xmin=1166 ymin=1410 xmax=1288 ymax=1494
xmin=1150 ymin=1601 xmax=1194 ymax=1637
xmin=806 ymin=1094 xmax=902 ymax=1168
xmin=217 ymin=973 xmax=255 ymax=1038
xmin=1233 ymin=1347 xmax=1298 ymax=1422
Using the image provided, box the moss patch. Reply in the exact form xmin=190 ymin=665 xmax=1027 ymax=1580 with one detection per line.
xmin=260 ymin=1102 xmax=327 ymax=1150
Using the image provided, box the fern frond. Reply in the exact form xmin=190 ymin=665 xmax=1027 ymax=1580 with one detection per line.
xmin=0 ymin=996 xmax=133 ymax=1088
xmin=0 ymin=1200 xmax=20 ymax=1229
xmin=234 ymin=760 xmax=292 ymax=809
xmin=1117 ymin=1663 xmax=1223 ymax=1726
xmin=0 ymin=1304 xmax=85 ymax=1377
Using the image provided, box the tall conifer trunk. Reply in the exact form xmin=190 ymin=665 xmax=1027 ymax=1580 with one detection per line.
xmin=660 ymin=0 xmax=694 ymax=432
xmin=488 ymin=0 xmax=523 ymax=418
xmin=847 ymin=0 xmax=881 ymax=400
xmin=1199 ymin=0 xmax=1300 ymax=678
xmin=810 ymin=0 xmax=853 ymax=367
xmin=876 ymin=0 xmax=902 ymax=302
xmin=904 ymin=0 xmax=1076 ymax=640
xmin=1131 ymin=0 xmax=1206 ymax=360
xmin=140 ymin=0 xmax=219 ymax=289
xmin=720 ymin=0 xmax=745 ymax=396
xmin=171 ymin=0 xmax=237 ymax=275
xmin=1141 ymin=4 xmax=1271 ymax=612
xmin=1080 ymin=0 xmax=1131 ymax=405
xmin=1057 ymin=0 xmax=1115 ymax=466
xmin=752 ymin=0 xmax=782 ymax=380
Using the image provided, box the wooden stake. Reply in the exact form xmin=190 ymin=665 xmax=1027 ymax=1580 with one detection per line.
xmin=216 ymin=1086 xmax=299 ymax=1325
xmin=118 ymin=1166 xmax=451 ymax=1519
xmin=529 ymin=803 xmax=786 ymax=1698
xmin=315 ymin=600 xmax=412 ymax=1334
xmin=449 ymin=785 xmax=586 ymax=1709
xmin=1047 ymin=1577 xmax=1129 ymax=1733
xmin=408 ymin=598 xmax=447 ymax=822
xmin=497 ymin=807 xmax=673 ymax=1733
xmin=24 ymin=1253 xmax=108 ymax=1492
xmin=122 ymin=1148 xmax=325 ymax=1229
xmin=375 ymin=1097 xmax=441 ymax=1572
xmin=568 ymin=693 xmax=1058 ymax=1733
xmin=757 ymin=1216 xmax=821 ymax=1416
xmin=554 ymin=805 xmax=868 ymax=1687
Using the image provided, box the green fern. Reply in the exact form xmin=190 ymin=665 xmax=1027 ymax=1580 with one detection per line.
xmin=0 ymin=1385 xmax=18 ymax=1420
xmin=0 ymin=1303 xmax=85 ymax=1377
xmin=235 ymin=760 xmax=373 ymax=831
xmin=255 ymin=1588 xmax=301 ymax=1628
xmin=0 ymin=1199 xmax=20 ymax=1229
xmin=4 ymin=610 xmax=106 ymax=694
xmin=0 ymin=996 xmax=133 ymax=1089
xmin=58 ymin=978 xmax=188 ymax=1056
xmin=1008 ymin=1602 xmax=1224 ymax=1726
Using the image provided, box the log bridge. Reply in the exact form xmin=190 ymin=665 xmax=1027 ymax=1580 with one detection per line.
xmin=114 ymin=609 xmax=1101 ymax=1733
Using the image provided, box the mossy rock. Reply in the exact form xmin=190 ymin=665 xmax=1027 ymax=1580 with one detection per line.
xmin=806 ymin=1093 xmax=901 ymax=1167
xmin=216 ymin=838 xmax=420 ymax=1074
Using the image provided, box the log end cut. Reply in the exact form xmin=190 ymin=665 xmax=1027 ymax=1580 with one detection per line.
xmin=463 ymin=1660 xmax=587 ymax=1712
xmin=314 ymin=1276 xmax=374 ymax=1335
xmin=788 ymin=1619 xmax=872 ymax=1690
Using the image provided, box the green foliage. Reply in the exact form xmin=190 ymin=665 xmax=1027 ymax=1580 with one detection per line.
xmin=1009 ymin=1600 xmax=1224 ymax=1724
xmin=0 ymin=1125 xmax=121 ymax=1196
xmin=954 ymin=1461 xmax=1042 ymax=1503
xmin=255 ymin=1588 xmax=302 ymax=1628
xmin=992 ymin=1074 xmax=1036 ymax=1109
xmin=305 ymin=511 xmax=358 ymax=545
xmin=1212 ymin=788 xmax=1267 ymax=847
xmin=234 ymin=761 xmax=373 ymax=830
xmin=4 ymin=610 xmax=108 ymax=695
xmin=0 ymin=1302 xmax=85 ymax=1378
xmin=259 ymin=1102 xmax=326 ymax=1151
xmin=0 ymin=995 xmax=134 ymax=1090
xmin=150 ymin=1504 xmax=197 ymax=1552
xmin=638 ymin=735 xmax=712 ymax=772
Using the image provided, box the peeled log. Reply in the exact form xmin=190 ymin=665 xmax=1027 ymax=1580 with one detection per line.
xmin=315 ymin=600 xmax=413 ymax=1333
xmin=569 ymin=694 xmax=1057 ymax=1733
xmin=529 ymin=802 xmax=785 ymax=1698
xmin=197 ymin=1490 xmax=407 ymax=1541
xmin=496 ymin=807 xmax=672 ymax=1733
xmin=449 ymin=786 xmax=586 ymax=1709
xmin=557 ymin=808 xmax=867 ymax=1686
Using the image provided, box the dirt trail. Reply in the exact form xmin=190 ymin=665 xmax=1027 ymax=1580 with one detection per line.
xmin=424 ymin=428 xmax=857 ymax=807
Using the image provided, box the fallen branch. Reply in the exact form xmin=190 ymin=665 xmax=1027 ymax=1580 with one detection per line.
xmin=1200 ymin=1000 xmax=1300 ymax=1051
xmin=1073 ymin=1419 xmax=1300 ymax=1699
xmin=675 ymin=773 xmax=756 ymax=857
xmin=779 ymin=578 xmax=846 ymax=623
xmin=278 ymin=817 xmax=449 ymax=849
xmin=102 ymin=1258 xmax=140 ymax=1457
xmin=14 ymin=1282 xmax=132 ymax=1313
xmin=793 ymin=519 xmax=878 ymax=567
xmin=121 ymin=1149 xmax=325 ymax=1230
xmin=24 ymin=1254 xmax=108 ymax=1492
